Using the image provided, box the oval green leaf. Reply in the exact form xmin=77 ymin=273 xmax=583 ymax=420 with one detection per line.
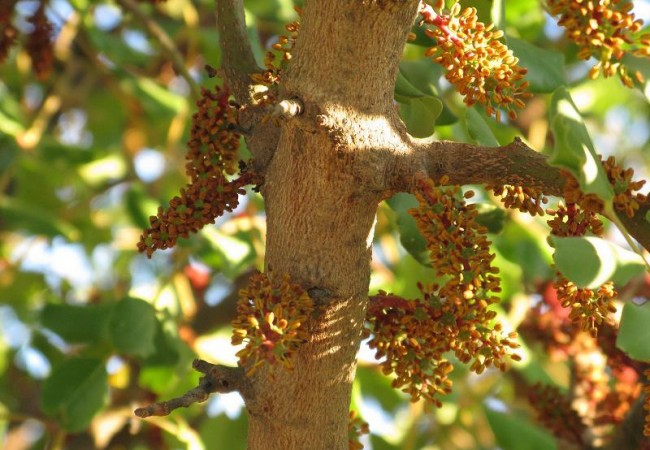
xmin=548 ymin=87 xmax=614 ymax=203
xmin=41 ymin=303 xmax=113 ymax=344
xmin=465 ymin=107 xmax=499 ymax=147
xmin=508 ymin=37 xmax=566 ymax=93
xmin=109 ymin=298 xmax=158 ymax=357
xmin=42 ymin=358 xmax=108 ymax=432
xmin=386 ymin=194 xmax=430 ymax=267
xmin=485 ymin=407 xmax=557 ymax=450
xmin=617 ymin=302 xmax=650 ymax=362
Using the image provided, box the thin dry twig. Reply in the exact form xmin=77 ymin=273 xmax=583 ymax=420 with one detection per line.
xmin=134 ymin=359 xmax=250 ymax=418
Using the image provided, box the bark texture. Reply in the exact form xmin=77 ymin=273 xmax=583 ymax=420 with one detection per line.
xmin=246 ymin=2 xmax=420 ymax=449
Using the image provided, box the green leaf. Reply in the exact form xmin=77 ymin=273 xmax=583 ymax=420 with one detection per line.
xmin=550 ymin=236 xmax=645 ymax=289
xmin=386 ymin=194 xmax=430 ymax=266
xmin=356 ymin=366 xmax=404 ymax=413
xmin=398 ymin=59 xmax=457 ymax=126
xmin=200 ymin=411 xmax=248 ymax=450
xmin=41 ymin=303 xmax=113 ymax=344
xmin=617 ymin=302 xmax=650 ymax=362
xmin=465 ymin=107 xmax=499 ymax=147
xmin=109 ymin=298 xmax=158 ymax=357
xmin=0 ymin=197 xmax=79 ymax=240
xmin=398 ymin=60 xmax=442 ymax=98
xmin=42 ymin=358 xmax=108 ymax=432
xmin=485 ymin=407 xmax=557 ymax=450
xmin=125 ymin=184 xmax=158 ymax=230
xmin=394 ymin=63 xmax=444 ymax=138
xmin=144 ymin=318 xmax=182 ymax=366
xmin=508 ymin=37 xmax=566 ymax=93
xmin=464 ymin=0 xmax=504 ymax=27
xmin=399 ymin=96 xmax=442 ymax=138
xmin=394 ymin=71 xmax=427 ymax=101
xmin=138 ymin=365 xmax=177 ymax=394
xmin=493 ymin=219 xmax=554 ymax=285
xmin=504 ymin=0 xmax=545 ymax=40
xmin=548 ymin=87 xmax=614 ymax=203
xmin=0 ymin=138 xmax=18 ymax=176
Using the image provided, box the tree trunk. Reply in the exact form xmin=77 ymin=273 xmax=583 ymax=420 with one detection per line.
xmin=244 ymin=1 xmax=420 ymax=449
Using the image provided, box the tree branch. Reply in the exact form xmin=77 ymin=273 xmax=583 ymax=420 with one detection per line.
xmin=115 ymin=0 xmax=200 ymax=99
xmin=385 ymin=136 xmax=650 ymax=252
xmin=134 ymin=360 xmax=250 ymax=418
xmin=215 ymin=0 xmax=260 ymax=103
xmin=393 ymin=137 xmax=564 ymax=195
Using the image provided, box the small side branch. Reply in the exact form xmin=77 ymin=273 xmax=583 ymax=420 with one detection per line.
xmin=215 ymin=0 xmax=260 ymax=103
xmin=388 ymin=136 xmax=650 ymax=251
xmin=396 ymin=137 xmax=565 ymax=195
xmin=134 ymin=360 xmax=250 ymax=418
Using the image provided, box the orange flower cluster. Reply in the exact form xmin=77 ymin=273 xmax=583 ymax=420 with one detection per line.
xmin=546 ymin=200 xmax=615 ymax=337
xmin=419 ymin=1 xmax=531 ymax=121
xmin=546 ymin=202 xmax=604 ymax=237
xmin=528 ymin=383 xmax=587 ymax=446
xmin=562 ymin=156 xmax=647 ymax=218
xmin=348 ymin=410 xmax=369 ymax=450
xmin=138 ymin=86 xmax=254 ymax=257
xmin=365 ymin=176 xmax=519 ymax=405
xmin=522 ymin=288 xmax=644 ymax=445
xmin=542 ymin=155 xmax=648 ymax=336
xmin=0 ymin=1 xmax=54 ymax=80
xmin=490 ymin=184 xmax=548 ymax=216
xmin=411 ymin=176 xmax=501 ymax=300
xmin=604 ymin=155 xmax=647 ymax=217
xmin=231 ymin=272 xmax=313 ymax=376
xmin=250 ymin=8 xmax=301 ymax=92
xmin=554 ymin=276 xmax=616 ymax=337
xmin=366 ymin=287 xmax=519 ymax=405
xmin=547 ymin=0 xmax=650 ymax=87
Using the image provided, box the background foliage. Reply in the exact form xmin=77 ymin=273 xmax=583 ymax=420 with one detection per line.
xmin=0 ymin=0 xmax=649 ymax=449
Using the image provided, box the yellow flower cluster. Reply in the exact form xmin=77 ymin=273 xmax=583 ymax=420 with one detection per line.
xmin=547 ymin=0 xmax=650 ymax=87
xmin=419 ymin=2 xmax=531 ymax=121
xmin=138 ymin=86 xmax=255 ymax=257
xmin=348 ymin=410 xmax=369 ymax=450
xmin=365 ymin=176 xmax=519 ymax=405
xmin=231 ymin=272 xmax=313 ymax=376
xmin=490 ymin=184 xmax=548 ymax=216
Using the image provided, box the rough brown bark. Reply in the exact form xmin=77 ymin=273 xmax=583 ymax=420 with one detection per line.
xmin=244 ymin=2 xmax=421 ymax=449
